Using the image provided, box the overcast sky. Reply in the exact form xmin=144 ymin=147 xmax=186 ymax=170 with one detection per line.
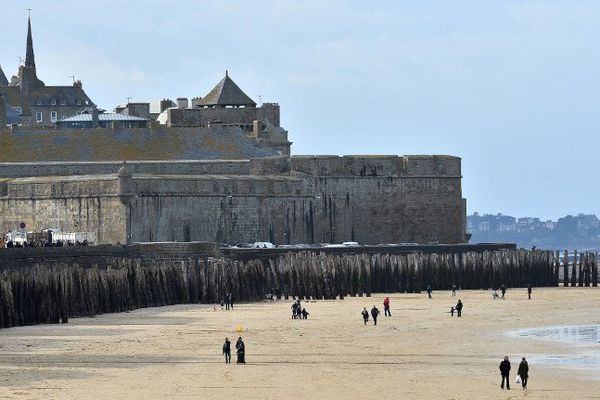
xmin=1 ymin=1 xmax=599 ymax=220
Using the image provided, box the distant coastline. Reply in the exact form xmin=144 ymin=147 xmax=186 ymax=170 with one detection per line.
xmin=468 ymin=213 xmax=600 ymax=251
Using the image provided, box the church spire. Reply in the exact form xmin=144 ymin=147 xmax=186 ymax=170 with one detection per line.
xmin=25 ymin=16 xmax=36 ymax=68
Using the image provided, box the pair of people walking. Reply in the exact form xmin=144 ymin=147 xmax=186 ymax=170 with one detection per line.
xmin=223 ymin=337 xmax=245 ymax=364
xmin=499 ymin=356 xmax=529 ymax=390
xmin=362 ymin=305 xmax=380 ymax=325
xmin=222 ymin=292 xmax=234 ymax=310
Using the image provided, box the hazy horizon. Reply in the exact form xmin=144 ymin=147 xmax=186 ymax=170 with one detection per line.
xmin=1 ymin=1 xmax=598 ymax=220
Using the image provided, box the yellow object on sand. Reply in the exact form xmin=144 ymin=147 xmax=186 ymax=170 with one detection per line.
xmin=235 ymin=325 xmax=244 ymax=333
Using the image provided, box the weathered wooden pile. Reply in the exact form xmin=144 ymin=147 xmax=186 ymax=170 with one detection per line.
xmin=557 ymin=250 xmax=598 ymax=287
xmin=0 ymin=248 xmax=595 ymax=329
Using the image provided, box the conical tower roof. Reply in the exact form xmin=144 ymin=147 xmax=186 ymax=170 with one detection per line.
xmin=0 ymin=65 xmax=8 ymax=86
xmin=25 ymin=16 xmax=36 ymax=68
xmin=197 ymin=71 xmax=256 ymax=107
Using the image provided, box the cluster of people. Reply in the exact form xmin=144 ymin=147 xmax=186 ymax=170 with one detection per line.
xmin=499 ymin=356 xmax=529 ymax=390
xmin=361 ymin=305 xmax=380 ymax=325
xmin=449 ymin=299 xmax=463 ymax=317
xmin=221 ymin=293 xmax=234 ymax=310
xmin=291 ymin=299 xmax=309 ymax=319
xmin=222 ymin=337 xmax=245 ymax=364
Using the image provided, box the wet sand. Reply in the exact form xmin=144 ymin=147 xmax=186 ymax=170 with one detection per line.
xmin=0 ymin=287 xmax=599 ymax=399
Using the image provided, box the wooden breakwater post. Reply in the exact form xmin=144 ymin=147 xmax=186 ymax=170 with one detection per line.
xmin=0 ymin=246 xmax=559 ymax=329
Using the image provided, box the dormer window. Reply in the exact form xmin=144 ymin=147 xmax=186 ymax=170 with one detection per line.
xmin=36 ymin=99 xmax=41 ymax=106
xmin=61 ymin=99 xmax=67 ymax=106
xmin=76 ymin=99 xmax=82 ymax=106
xmin=50 ymin=98 xmax=56 ymax=105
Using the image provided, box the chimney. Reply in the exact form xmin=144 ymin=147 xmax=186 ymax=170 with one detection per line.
xmin=252 ymin=120 xmax=262 ymax=138
xmin=177 ymin=98 xmax=188 ymax=109
xmin=160 ymin=99 xmax=172 ymax=113
xmin=91 ymin=107 xmax=99 ymax=128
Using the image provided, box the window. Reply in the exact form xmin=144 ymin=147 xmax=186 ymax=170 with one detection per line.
xmin=50 ymin=111 xmax=57 ymax=122
xmin=50 ymin=98 xmax=56 ymax=106
xmin=76 ymin=100 xmax=82 ymax=106
xmin=36 ymin=99 xmax=42 ymax=106
xmin=36 ymin=112 xmax=43 ymax=122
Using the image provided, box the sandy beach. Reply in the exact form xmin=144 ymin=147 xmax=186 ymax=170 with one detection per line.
xmin=0 ymin=287 xmax=599 ymax=399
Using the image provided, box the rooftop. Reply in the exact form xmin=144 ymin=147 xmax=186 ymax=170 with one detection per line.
xmin=197 ymin=72 xmax=257 ymax=107
xmin=59 ymin=113 xmax=148 ymax=122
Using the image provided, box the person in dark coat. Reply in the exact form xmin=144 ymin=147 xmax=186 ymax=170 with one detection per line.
xmin=222 ymin=337 xmax=231 ymax=364
xmin=455 ymin=299 xmax=463 ymax=317
xmin=499 ymin=356 xmax=511 ymax=390
xmin=527 ymin=284 xmax=532 ymax=300
xmin=500 ymin=284 xmax=506 ymax=299
xmin=383 ymin=297 xmax=391 ymax=317
xmin=371 ymin=305 xmax=380 ymax=325
xmin=228 ymin=292 xmax=234 ymax=309
xmin=236 ymin=337 xmax=245 ymax=364
xmin=224 ymin=293 xmax=230 ymax=310
xmin=518 ymin=357 xmax=529 ymax=389
xmin=301 ymin=307 xmax=309 ymax=319
xmin=426 ymin=285 xmax=433 ymax=299
xmin=361 ymin=307 xmax=369 ymax=325
xmin=451 ymin=284 xmax=457 ymax=297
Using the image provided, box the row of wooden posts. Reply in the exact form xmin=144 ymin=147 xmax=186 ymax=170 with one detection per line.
xmin=0 ymin=249 xmax=597 ymax=329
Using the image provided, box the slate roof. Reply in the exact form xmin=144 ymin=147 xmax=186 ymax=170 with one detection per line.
xmin=0 ymin=66 xmax=7 ymax=87
xmin=60 ymin=113 xmax=148 ymax=122
xmin=197 ymin=72 xmax=257 ymax=107
xmin=0 ymin=85 xmax=95 ymax=109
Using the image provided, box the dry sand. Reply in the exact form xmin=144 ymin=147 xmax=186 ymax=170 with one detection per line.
xmin=0 ymin=287 xmax=599 ymax=399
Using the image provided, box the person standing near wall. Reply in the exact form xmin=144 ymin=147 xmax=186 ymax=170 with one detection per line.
xmin=527 ymin=284 xmax=532 ymax=300
xmin=361 ymin=307 xmax=369 ymax=325
xmin=501 ymin=284 xmax=506 ymax=299
xmin=426 ymin=285 xmax=433 ymax=299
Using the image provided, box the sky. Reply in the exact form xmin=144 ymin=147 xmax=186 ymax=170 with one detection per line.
xmin=1 ymin=0 xmax=599 ymax=220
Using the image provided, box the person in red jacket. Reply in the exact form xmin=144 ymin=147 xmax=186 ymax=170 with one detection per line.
xmin=383 ymin=297 xmax=391 ymax=317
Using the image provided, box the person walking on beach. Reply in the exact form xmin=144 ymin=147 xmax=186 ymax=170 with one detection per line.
xmin=501 ymin=284 xmax=506 ymax=299
xmin=383 ymin=297 xmax=391 ymax=317
xmin=527 ymin=284 xmax=532 ymax=300
xmin=450 ymin=306 xmax=455 ymax=317
xmin=236 ymin=337 xmax=246 ymax=364
xmin=371 ymin=305 xmax=380 ymax=325
xmin=518 ymin=357 xmax=529 ymax=389
xmin=499 ymin=356 xmax=511 ymax=390
xmin=455 ymin=299 xmax=463 ymax=317
xmin=224 ymin=293 xmax=230 ymax=310
xmin=451 ymin=284 xmax=457 ymax=297
xmin=362 ymin=307 xmax=369 ymax=325
xmin=228 ymin=292 xmax=234 ymax=309
xmin=426 ymin=285 xmax=432 ymax=299
xmin=222 ymin=337 xmax=231 ymax=364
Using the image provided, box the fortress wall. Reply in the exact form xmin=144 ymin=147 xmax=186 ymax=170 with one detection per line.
xmin=249 ymin=155 xmax=461 ymax=178
xmin=0 ymin=196 xmax=126 ymax=244
xmin=310 ymin=175 xmax=464 ymax=244
xmin=0 ymin=160 xmax=251 ymax=178
xmin=0 ymin=155 xmax=466 ymax=245
xmin=168 ymin=105 xmax=280 ymax=127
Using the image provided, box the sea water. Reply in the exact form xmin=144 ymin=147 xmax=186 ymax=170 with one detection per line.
xmin=509 ymin=325 xmax=600 ymax=375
